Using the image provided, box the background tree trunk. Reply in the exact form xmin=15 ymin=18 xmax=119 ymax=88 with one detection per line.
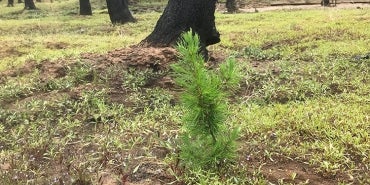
xmin=106 ymin=0 xmax=136 ymax=24
xmin=24 ymin=0 xmax=36 ymax=9
xmin=80 ymin=0 xmax=92 ymax=15
xmin=18 ymin=0 xmax=23 ymax=3
xmin=321 ymin=0 xmax=330 ymax=6
xmin=7 ymin=0 xmax=14 ymax=7
xmin=226 ymin=0 xmax=238 ymax=13
xmin=141 ymin=0 xmax=220 ymax=57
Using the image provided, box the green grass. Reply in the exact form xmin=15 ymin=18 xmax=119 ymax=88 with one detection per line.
xmin=1 ymin=0 xmax=370 ymax=184
xmin=0 ymin=0 xmax=159 ymax=71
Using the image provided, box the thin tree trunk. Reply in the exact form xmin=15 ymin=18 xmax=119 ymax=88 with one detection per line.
xmin=321 ymin=0 xmax=330 ymax=6
xmin=332 ymin=0 xmax=337 ymax=6
xmin=141 ymin=0 xmax=220 ymax=58
xmin=24 ymin=0 xmax=36 ymax=9
xmin=226 ymin=0 xmax=238 ymax=13
xmin=106 ymin=0 xmax=136 ymax=24
xmin=7 ymin=0 xmax=14 ymax=7
xmin=80 ymin=0 xmax=92 ymax=15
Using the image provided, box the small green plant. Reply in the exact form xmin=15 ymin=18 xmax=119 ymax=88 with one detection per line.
xmin=244 ymin=45 xmax=282 ymax=61
xmin=172 ymin=30 xmax=240 ymax=172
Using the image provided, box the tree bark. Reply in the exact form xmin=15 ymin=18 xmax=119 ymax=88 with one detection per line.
xmin=106 ymin=0 xmax=136 ymax=24
xmin=141 ymin=0 xmax=220 ymax=58
xmin=226 ymin=0 xmax=238 ymax=13
xmin=24 ymin=0 xmax=36 ymax=9
xmin=7 ymin=0 xmax=14 ymax=7
xmin=80 ymin=0 xmax=92 ymax=15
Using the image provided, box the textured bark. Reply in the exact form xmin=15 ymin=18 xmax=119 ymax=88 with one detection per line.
xmin=141 ymin=0 xmax=220 ymax=57
xmin=106 ymin=0 xmax=136 ymax=24
xmin=24 ymin=0 xmax=36 ymax=9
xmin=79 ymin=0 xmax=92 ymax=15
xmin=226 ymin=0 xmax=238 ymax=13
xmin=7 ymin=0 xmax=14 ymax=7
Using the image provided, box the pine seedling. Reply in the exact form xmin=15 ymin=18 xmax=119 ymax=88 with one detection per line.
xmin=219 ymin=57 xmax=242 ymax=91
xmin=172 ymin=30 xmax=240 ymax=170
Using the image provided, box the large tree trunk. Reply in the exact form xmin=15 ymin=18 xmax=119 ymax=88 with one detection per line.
xmin=226 ymin=0 xmax=238 ymax=13
xmin=80 ymin=0 xmax=92 ymax=15
xmin=7 ymin=0 xmax=14 ymax=7
xmin=106 ymin=0 xmax=136 ymax=24
xmin=140 ymin=0 xmax=220 ymax=58
xmin=24 ymin=0 xmax=36 ymax=9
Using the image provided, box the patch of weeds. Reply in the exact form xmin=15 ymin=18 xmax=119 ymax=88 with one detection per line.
xmin=243 ymin=45 xmax=282 ymax=61
xmin=0 ymin=61 xmax=98 ymax=104
xmin=181 ymin=162 xmax=268 ymax=185
xmin=68 ymin=62 xmax=98 ymax=84
xmin=41 ymin=62 xmax=97 ymax=91
xmin=102 ymin=64 xmax=168 ymax=91
xmin=122 ymin=68 xmax=167 ymax=89
xmin=240 ymin=55 xmax=369 ymax=104
xmin=0 ymin=74 xmax=40 ymax=103
xmin=76 ymin=89 xmax=115 ymax=124
xmin=236 ymin=96 xmax=370 ymax=182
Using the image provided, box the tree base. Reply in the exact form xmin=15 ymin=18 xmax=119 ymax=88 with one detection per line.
xmin=141 ymin=0 xmax=220 ymax=58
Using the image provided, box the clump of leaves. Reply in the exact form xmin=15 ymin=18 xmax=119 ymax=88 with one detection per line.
xmin=172 ymin=31 xmax=240 ymax=171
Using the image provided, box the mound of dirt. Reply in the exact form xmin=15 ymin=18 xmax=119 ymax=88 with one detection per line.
xmin=0 ymin=46 xmax=25 ymax=59
xmin=81 ymin=46 xmax=178 ymax=72
xmin=0 ymin=46 xmax=178 ymax=82
xmin=0 ymin=46 xmax=184 ymax=111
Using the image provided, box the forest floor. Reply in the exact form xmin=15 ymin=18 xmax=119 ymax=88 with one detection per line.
xmin=0 ymin=0 xmax=370 ymax=184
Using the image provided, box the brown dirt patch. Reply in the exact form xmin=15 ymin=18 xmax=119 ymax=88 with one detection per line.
xmin=45 ymin=41 xmax=69 ymax=50
xmin=241 ymin=155 xmax=346 ymax=185
xmin=0 ymin=163 xmax=11 ymax=171
xmin=37 ymin=60 xmax=69 ymax=80
xmin=261 ymin=160 xmax=336 ymax=185
xmin=81 ymin=46 xmax=178 ymax=72
xmin=0 ymin=46 xmax=25 ymax=58
xmin=0 ymin=60 xmax=36 ymax=79
xmin=238 ymin=133 xmax=355 ymax=184
xmin=82 ymin=46 xmax=181 ymax=91
xmin=0 ymin=46 xmax=179 ymax=79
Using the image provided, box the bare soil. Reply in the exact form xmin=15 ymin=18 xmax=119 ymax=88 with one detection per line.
xmin=0 ymin=44 xmax=25 ymax=59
